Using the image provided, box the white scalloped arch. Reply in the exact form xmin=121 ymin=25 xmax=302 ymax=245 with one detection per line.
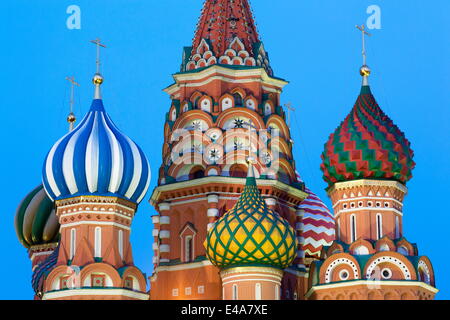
xmin=324 ymin=258 xmax=359 ymax=283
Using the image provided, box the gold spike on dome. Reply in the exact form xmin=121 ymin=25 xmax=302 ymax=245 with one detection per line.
xmin=204 ymin=162 xmax=297 ymax=270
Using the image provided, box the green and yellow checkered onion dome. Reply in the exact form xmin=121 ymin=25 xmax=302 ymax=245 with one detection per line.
xmin=204 ymin=163 xmax=297 ymax=270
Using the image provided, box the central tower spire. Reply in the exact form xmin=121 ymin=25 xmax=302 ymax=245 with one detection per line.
xmin=193 ymin=0 xmax=259 ymax=57
xmin=182 ymin=0 xmax=273 ymax=75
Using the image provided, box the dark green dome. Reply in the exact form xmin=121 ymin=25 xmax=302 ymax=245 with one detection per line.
xmin=15 ymin=185 xmax=59 ymax=249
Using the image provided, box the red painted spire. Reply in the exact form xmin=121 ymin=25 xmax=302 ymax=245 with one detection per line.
xmin=192 ymin=0 xmax=259 ymax=57
xmin=184 ymin=0 xmax=273 ymax=75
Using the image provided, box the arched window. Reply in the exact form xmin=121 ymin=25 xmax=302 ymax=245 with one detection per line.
xmin=229 ymin=164 xmax=247 ymax=178
xmin=376 ymin=214 xmax=383 ymax=240
xmin=255 ymin=283 xmax=261 ymax=300
xmin=350 ymin=215 xmax=357 ymax=243
xmin=194 ymin=97 xmax=200 ymax=109
xmin=233 ymin=93 xmax=243 ymax=107
xmin=94 ymin=227 xmax=102 ymax=258
xmin=185 ymin=236 xmax=193 ymax=262
xmin=337 ymin=219 xmax=341 ymax=241
xmin=264 ymin=103 xmax=272 ymax=116
xmin=118 ymin=230 xmax=124 ymax=259
xmin=232 ymin=284 xmax=238 ymax=300
xmin=397 ymin=246 xmax=409 ymax=255
xmin=354 ymin=245 xmax=369 ymax=255
xmin=70 ymin=228 xmax=76 ymax=260
xmin=395 ymin=216 xmax=400 ymax=239
xmin=189 ymin=167 xmax=205 ymax=180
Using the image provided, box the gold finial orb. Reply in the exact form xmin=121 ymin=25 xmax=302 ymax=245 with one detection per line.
xmin=92 ymin=73 xmax=104 ymax=85
xmin=67 ymin=112 xmax=76 ymax=123
xmin=246 ymin=156 xmax=256 ymax=164
xmin=360 ymin=65 xmax=371 ymax=77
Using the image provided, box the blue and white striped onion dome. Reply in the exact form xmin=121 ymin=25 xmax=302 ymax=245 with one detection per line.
xmin=42 ymin=99 xmax=150 ymax=204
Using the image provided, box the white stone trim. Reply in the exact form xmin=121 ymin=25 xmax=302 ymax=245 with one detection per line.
xmin=151 ymin=215 xmax=160 ymax=224
xmin=335 ymin=207 xmax=403 ymax=219
xmin=222 ymin=278 xmax=281 ymax=286
xmin=365 ymin=256 xmax=412 ymax=280
xmin=159 ymin=230 xmax=170 ymax=239
xmin=264 ymin=197 xmax=277 ymax=206
xmin=160 ymin=244 xmax=170 ymax=253
xmin=159 ymin=202 xmax=171 ymax=211
xmin=207 ymin=194 xmax=219 ymax=203
xmin=329 ymin=179 xmax=407 ymax=193
xmin=151 ymin=177 xmax=307 ymax=205
xmin=43 ymin=289 xmax=149 ymax=300
xmin=332 ymin=197 xmax=404 ymax=209
xmin=160 ymin=216 xmax=170 ymax=225
xmin=155 ymin=260 xmax=213 ymax=272
xmin=59 ymin=210 xmax=132 ymax=221
xmin=325 ymin=258 xmax=359 ymax=283
xmin=165 ymin=65 xmax=287 ymax=95
xmin=207 ymin=208 xmax=219 ymax=217
xmin=60 ymin=221 xmax=130 ymax=231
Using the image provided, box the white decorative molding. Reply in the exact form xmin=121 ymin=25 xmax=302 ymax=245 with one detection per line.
xmin=151 ymin=215 xmax=160 ymax=224
xmin=207 ymin=208 xmax=219 ymax=217
xmin=60 ymin=221 xmax=130 ymax=230
xmin=207 ymin=194 xmax=219 ymax=203
xmin=365 ymin=256 xmax=411 ymax=280
xmin=160 ymin=244 xmax=170 ymax=253
xmin=159 ymin=230 xmax=170 ymax=239
xmin=264 ymin=197 xmax=277 ymax=206
xmin=296 ymin=209 xmax=305 ymax=217
xmin=329 ymin=179 xmax=408 ymax=194
xmin=334 ymin=207 xmax=403 ymax=219
xmin=155 ymin=260 xmax=213 ymax=272
xmin=152 ymin=229 xmax=160 ymax=237
xmin=160 ymin=216 xmax=170 ymax=225
xmin=418 ymin=260 xmax=432 ymax=285
xmin=159 ymin=202 xmax=171 ymax=211
xmin=43 ymin=289 xmax=149 ymax=300
xmin=324 ymin=258 xmax=359 ymax=283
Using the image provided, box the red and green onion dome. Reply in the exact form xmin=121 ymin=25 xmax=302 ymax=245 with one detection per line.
xmin=15 ymin=185 xmax=59 ymax=249
xmin=321 ymin=85 xmax=415 ymax=186
xmin=204 ymin=162 xmax=297 ymax=270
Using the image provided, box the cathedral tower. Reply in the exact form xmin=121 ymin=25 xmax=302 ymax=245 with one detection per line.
xmin=149 ymin=0 xmax=334 ymax=300
xmin=38 ymin=42 xmax=151 ymax=300
xmin=306 ymin=26 xmax=437 ymax=300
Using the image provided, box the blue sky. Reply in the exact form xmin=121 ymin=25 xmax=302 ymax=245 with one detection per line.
xmin=0 ymin=0 xmax=448 ymax=300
